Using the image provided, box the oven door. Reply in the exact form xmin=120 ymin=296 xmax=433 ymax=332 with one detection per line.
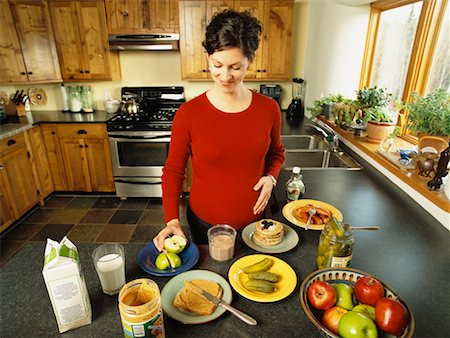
xmin=108 ymin=131 xmax=171 ymax=177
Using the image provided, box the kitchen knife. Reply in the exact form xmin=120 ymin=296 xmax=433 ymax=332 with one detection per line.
xmin=16 ymin=90 xmax=24 ymax=104
xmin=187 ymin=282 xmax=257 ymax=326
xmin=12 ymin=90 xmax=19 ymax=104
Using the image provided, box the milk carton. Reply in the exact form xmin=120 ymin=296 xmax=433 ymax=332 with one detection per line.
xmin=42 ymin=236 xmax=92 ymax=333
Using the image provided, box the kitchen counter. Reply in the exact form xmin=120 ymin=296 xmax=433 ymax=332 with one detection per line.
xmin=1 ymin=131 xmax=449 ymax=337
xmin=0 ymin=110 xmax=115 ymax=139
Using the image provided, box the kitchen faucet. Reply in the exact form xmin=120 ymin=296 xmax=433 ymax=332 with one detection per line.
xmin=306 ymin=123 xmax=340 ymax=152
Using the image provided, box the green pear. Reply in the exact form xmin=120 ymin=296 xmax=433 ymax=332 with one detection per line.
xmin=353 ymin=304 xmax=376 ymax=321
xmin=333 ymin=283 xmax=355 ymax=310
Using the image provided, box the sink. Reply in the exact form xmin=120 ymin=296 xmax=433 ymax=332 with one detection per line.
xmin=283 ymin=149 xmax=362 ymax=170
xmin=281 ymin=135 xmax=327 ymax=150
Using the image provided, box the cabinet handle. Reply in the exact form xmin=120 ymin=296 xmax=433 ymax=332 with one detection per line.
xmin=80 ymin=70 xmax=84 ymax=74
xmin=202 ymin=69 xmax=207 ymax=72
xmin=7 ymin=139 xmax=16 ymax=146
xmin=85 ymin=70 xmax=90 ymax=74
xmin=20 ymin=72 xmax=26 ymax=75
xmin=52 ymin=131 xmax=56 ymax=135
xmin=77 ymin=129 xmax=87 ymax=134
xmin=85 ymin=145 xmax=89 ymax=148
xmin=79 ymin=145 xmax=83 ymax=148
xmin=121 ymin=11 xmax=129 ymax=16
xmin=263 ymin=69 xmax=267 ymax=73
xmin=28 ymin=71 xmax=33 ymax=75
xmin=257 ymin=69 xmax=261 ymax=72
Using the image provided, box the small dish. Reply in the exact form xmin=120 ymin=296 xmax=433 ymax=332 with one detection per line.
xmin=282 ymin=199 xmax=343 ymax=230
xmin=28 ymin=88 xmax=48 ymax=106
xmin=228 ymin=254 xmax=297 ymax=302
xmin=241 ymin=221 xmax=299 ymax=254
xmin=137 ymin=241 xmax=199 ymax=277
xmin=299 ymin=267 xmax=414 ymax=338
xmin=161 ymin=270 xmax=232 ymax=324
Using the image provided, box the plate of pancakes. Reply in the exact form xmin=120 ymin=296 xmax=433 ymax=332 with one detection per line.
xmin=282 ymin=199 xmax=343 ymax=230
xmin=242 ymin=219 xmax=299 ymax=254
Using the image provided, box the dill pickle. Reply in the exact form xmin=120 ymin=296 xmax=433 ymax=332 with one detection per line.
xmin=244 ymin=280 xmax=275 ymax=293
xmin=328 ymin=216 xmax=345 ymax=237
xmin=247 ymin=271 xmax=280 ymax=283
xmin=241 ymin=257 xmax=274 ymax=273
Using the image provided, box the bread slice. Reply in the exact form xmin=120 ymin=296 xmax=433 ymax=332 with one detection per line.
xmin=173 ymin=280 xmax=223 ymax=316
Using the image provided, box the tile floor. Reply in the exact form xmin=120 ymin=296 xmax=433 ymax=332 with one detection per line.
xmin=0 ymin=195 xmax=190 ymax=267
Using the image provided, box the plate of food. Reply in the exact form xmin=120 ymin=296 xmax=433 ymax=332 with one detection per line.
xmin=282 ymin=199 xmax=343 ymax=230
xmin=300 ymin=267 xmax=414 ymax=337
xmin=241 ymin=219 xmax=299 ymax=254
xmin=137 ymin=240 xmax=199 ymax=277
xmin=228 ymin=254 xmax=297 ymax=302
xmin=161 ymin=270 xmax=233 ymax=324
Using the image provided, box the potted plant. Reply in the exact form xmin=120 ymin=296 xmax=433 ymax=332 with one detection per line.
xmin=307 ymin=93 xmax=347 ymax=119
xmin=331 ymin=98 xmax=359 ymax=130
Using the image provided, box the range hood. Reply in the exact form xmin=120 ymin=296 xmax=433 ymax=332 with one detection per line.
xmin=109 ymin=34 xmax=179 ymax=51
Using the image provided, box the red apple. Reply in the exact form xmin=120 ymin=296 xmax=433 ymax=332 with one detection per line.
xmin=375 ymin=297 xmax=409 ymax=336
xmin=354 ymin=276 xmax=385 ymax=306
xmin=322 ymin=306 xmax=348 ymax=334
xmin=307 ymin=280 xmax=336 ymax=310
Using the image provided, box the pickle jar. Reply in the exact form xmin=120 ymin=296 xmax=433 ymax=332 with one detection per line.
xmin=316 ymin=216 xmax=354 ymax=269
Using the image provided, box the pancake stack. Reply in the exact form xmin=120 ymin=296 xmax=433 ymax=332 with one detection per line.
xmin=253 ymin=219 xmax=284 ymax=246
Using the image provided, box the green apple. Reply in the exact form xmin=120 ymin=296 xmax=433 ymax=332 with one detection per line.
xmin=155 ymin=252 xmax=170 ymax=270
xmin=353 ymin=304 xmax=376 ymax=321
xmin=333 ymin=283 xmax=355 ymax=310
xmin=164 ymin=235 xmax=187 ymax=254
xmin=338 ymin=311 xmax=378 ymax=338
xmin=166 ymin=252 xmax=182 ymax=268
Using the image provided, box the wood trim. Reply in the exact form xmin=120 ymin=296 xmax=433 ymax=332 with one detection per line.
xmin=359 ymin=6 xmax=381 ymax=89
xmin=319 ymin=117 xmax=450 ymax=213
xmin=372 ymin=0 xmax=422 ymax=11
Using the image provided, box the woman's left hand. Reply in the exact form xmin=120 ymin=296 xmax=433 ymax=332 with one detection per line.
xmin=252 ymin=176 xmax=275 ymax=215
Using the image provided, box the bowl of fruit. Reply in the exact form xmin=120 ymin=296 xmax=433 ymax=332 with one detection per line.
xmin=299 ymin=267 xmax=414 ymax=338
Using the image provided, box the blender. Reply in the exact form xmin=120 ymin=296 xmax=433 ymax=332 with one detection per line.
xmin=287 ymin=78 xmax=305 ymax=120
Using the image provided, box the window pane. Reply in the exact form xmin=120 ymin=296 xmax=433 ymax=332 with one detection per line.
xmin=370 ymin=2 xmax=423 ymax=100
xmin=426 ymin=4 xmax=450 ymax=93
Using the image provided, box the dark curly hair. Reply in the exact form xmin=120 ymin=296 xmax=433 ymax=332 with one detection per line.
xmin=202 ymin=10 xmax=262 ymax=60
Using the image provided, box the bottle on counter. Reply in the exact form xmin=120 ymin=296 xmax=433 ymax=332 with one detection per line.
xmin=286 ymin=166 xmax=305 ymax=202
xmin=317 ymin=216 xmax=354 ymax=269
xmin=81 ymin=85 xmax=94 ymax=113
xmin=60 ymin=84 xmax=69 ymax=112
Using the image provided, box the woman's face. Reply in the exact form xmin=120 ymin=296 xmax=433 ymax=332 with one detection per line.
xmin=208 ymin=47 xmax=251 ymax=94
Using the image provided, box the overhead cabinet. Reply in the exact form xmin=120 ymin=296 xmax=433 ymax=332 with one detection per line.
xmin=105 ymin=0 xmax=179 ymax=34
xmin=49 ymin=0 xmax=120 ymax=81
xmin=179 ymin=0 xmax=294 ymax=80
xmin=0 ymin=0 xmax=62 ymax=84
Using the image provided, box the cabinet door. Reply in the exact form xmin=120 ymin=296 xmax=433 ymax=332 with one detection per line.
xmin=10 ymin=0 xmax=62 ymax=82
xmin=149 ymin=0 xmax=179 ymax=33
xmin=0 ymin=1 xmax=27 ymax=83
xmin=84 ymin=138 xmax=115 ymax=192
xmin=48 ymin=1 xmax=85 ymax=80
xmin=0 ymin=172 xmax=15 ymax=232
xmin=59 ymin=138 xmax=91 ymax=192
xmin=106 ymin=0 xmax=147 ymax=34
xmin=259 ymin=0 xmax=293 ymax=80
xmin=0 ymin=147 xmax=39 ymax=218
xmin=41 ymin=125 xmax=69 ymax=191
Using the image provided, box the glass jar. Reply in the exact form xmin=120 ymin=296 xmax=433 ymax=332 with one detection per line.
xmin=81 ymin=85 xmax=94 ymax=113
xmin=118 ymin=278 xmax=165 ymax=338
xmin=68 ymin=86 xmax=82 ymax=112
xmin=317 ymin=217 xmax=354 ymax=269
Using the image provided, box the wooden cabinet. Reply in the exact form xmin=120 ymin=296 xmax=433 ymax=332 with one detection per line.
xmin=49 ymin=0 xmax=119 ymax=81
xmin=105 ymin=0 xmax=179 ymax=34
xmin=179 ymin=0 xmax=293 ymax=80
xmin=0 ymin=0 xmax=62 ymax=84
xmin=0 ymin=173 xmax=15 ymax=232
xmin=0 ymin=132 xmax=40 ymax=231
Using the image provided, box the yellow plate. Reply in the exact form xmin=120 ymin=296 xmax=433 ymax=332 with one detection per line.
xmin=282 ymin=199 xmax=343 ymax=230
xmin=228 ymin=254 xmax=297 ymax=302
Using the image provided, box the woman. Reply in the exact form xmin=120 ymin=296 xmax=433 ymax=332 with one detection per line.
xmin=153 ymin=10 xmax=284 ymax=250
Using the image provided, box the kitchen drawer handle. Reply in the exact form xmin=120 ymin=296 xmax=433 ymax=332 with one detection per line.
xmin=77 ymin=129 xmax=87 ymax=134
xmin=85 ymin=70 xmax=90 ymax=74
xmin=28 ymin=71 xmax=33 ymax=75
xmin=7 ymin=139 xmax=16 ymax=146
xmin=20 ymin=72 xmax=26 ymax=75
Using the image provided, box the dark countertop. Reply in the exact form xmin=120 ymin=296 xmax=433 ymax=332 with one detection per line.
xmin=1 ymin=116 xmax=449 ymax=337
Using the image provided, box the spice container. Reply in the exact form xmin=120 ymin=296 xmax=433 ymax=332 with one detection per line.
xmin=81 ymin=85 xmax=94 ymax=113
xmin=68 ymin=86 xmax=82 ymax=112
xmin=317 ymin=216 xmax=354 ymax=269
xmin=119 ymin=278 xmax=165 ymax=338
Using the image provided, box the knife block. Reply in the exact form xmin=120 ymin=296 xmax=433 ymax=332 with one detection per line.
xmin=5 ymin=101 xmax=27 ymax=116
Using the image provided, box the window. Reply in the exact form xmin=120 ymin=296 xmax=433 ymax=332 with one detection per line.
xmin=360 ymin=0 xmax=449 ymax=140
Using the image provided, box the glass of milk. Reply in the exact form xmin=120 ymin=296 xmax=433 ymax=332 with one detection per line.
xmin=92 ymin=244 xmax=126 ymax=295
xmin=207 ymin=224 xmax=237 ymax=262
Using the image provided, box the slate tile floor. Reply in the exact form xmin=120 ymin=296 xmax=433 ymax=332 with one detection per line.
xmin=0 ymin=195 xmax=190 ymax=267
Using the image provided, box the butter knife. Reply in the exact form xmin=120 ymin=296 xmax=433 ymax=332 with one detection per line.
xmin=189 ymin=282 xmax=257 ymax=326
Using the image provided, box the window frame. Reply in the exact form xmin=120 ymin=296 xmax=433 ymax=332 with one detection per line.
xmin=359 ymin=0 xmax=448 ymax=143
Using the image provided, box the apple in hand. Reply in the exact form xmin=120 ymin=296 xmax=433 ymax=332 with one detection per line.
xmin=333 ymin=283 xmax=355 ymax=310
xmin=164 ymin=235 xmax=187 ymax=254
xmin=353 ymin=304 xmax=376 ymax=322
xmin=354 ymin=276 xmax=385 ymax=306
xmin=322 ymin=306 xmax=347 ymax=335
xmin=375 ymin=297 xmax=409 ymax=336
xmin=338 ymin=311 xmax=378 ymax=338
xmin=307 ymin=280 xmax=336 ymax=310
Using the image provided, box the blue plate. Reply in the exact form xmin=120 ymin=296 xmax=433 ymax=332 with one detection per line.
xmin=137 ymin=241 xmax=200 ymax=277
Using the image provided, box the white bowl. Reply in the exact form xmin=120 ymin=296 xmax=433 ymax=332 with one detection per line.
xmin=104 ymin=99 xmax=120 ymax=114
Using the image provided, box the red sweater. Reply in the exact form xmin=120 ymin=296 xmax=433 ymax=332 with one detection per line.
xmin=162 ymin=91 xmax=284 ymax=229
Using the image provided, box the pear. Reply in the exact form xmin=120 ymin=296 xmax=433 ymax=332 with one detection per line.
xmin=333 ymin=283 xmax=355 ymax=310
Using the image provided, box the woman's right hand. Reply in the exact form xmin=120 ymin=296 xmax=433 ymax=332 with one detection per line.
xmin=153 ymin=219 xmax=186 ymax=252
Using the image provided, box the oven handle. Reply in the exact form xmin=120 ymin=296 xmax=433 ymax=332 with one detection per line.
xmin=109 ymin=135 xmax=171 ymax=142
xmin=115 ymin=179 xmax=162 ymax=185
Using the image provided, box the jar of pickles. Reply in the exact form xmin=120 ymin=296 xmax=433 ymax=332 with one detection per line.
xmin=317 ymin=216 xmax=354 ymax=269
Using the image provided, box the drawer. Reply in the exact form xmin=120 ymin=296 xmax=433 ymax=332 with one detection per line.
xmin=56 ymin=124 xmax=107 ymax=139
xmin=0 ymin=132 xmax=26 ymax=155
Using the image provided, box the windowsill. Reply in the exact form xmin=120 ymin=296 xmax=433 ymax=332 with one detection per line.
xmin=317 ymin=117 xmax=449 ymax=228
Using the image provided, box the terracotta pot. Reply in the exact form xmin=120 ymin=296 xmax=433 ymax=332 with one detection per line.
xmin=365 ymin=121 xmax=396 ymax=144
